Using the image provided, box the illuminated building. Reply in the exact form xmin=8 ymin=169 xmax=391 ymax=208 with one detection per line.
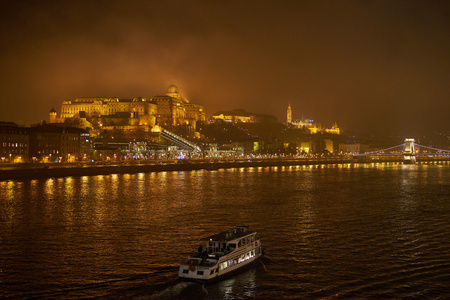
xmin=287 ymin=104 xmax=292 ymax=125
xmin=49 ymin=108 xmax=58 ymax=123
xmin=212 ymin=110 xmax=253 ymax=123
xmin=0 ymin=122 xmax=29 ymax=163
xmin=0 ymin=122 xmax=90 ymax=163
xmin=299 ymin=141 xmax=312 ymax=153
xmin=50 ymin=85 xmax=205 ymax=136
xmin=324 ymin=139 xmax=334 ymax=153
xmin=338 ymin=143 xmax=360 ymax=154
xmin=60 ymin=97 xmax=156 ymax=121
xmin=325 ymin=122 xmax=340 ymax=135
xmin=29 ymin=124 xmax=89 ymax=162
xmin=150 ymin=84 xmax=205 ymax=128
xmin=287 ymin=105 xmax=340 ymax=134
xmin=52 ymin=97 xmax=158 ymax=132
xmin=211 ymin=109 xmax=277 ymax=123
xmin=307 ymin=124 xmax=321 ymax=134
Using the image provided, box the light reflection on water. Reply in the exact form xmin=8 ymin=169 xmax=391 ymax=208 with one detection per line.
xmin=0 ymin=164 xmax=449 ymax=299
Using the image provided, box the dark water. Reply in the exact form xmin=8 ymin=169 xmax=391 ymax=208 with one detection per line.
xmin=1 ymin=163 xmax=450 ymax=299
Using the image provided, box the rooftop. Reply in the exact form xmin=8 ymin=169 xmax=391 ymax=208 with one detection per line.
xmin=199 ymin=226 xmax=256 ymax=242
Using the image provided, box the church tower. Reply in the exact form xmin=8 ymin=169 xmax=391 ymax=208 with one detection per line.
xmin=287 ymin=104 xmax=292 ymax=125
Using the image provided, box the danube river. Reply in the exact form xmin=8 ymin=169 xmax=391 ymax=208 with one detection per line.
xmin=1 ymin=163 xmax=450 ymax=299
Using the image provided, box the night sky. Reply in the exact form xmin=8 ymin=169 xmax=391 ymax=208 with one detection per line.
xmin=0 ymin=0 xmax=449 ymax=135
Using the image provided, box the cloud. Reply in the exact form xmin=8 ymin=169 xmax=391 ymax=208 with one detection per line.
xmin=0 ymin=1 xmax=449 ymax=134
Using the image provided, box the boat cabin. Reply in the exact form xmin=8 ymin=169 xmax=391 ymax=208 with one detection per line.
xmin=199 ymin=226 xmax=259 ymax=256
xmin=179 ymin=226 xmax=262 ymax=281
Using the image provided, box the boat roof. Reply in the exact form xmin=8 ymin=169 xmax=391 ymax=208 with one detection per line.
xmin=199 ymin=226 xmax=256 ymax=242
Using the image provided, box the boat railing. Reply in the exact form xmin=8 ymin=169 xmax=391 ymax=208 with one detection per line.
xmin=188 ymin=246 xmax=240 ymax=261
xmin=190 ymin=251 xmax=202 ymax=258
xmin=190 ymin=250 xmax=222 ymax=260
xmin=183 ymin=258 xmax=216 ymax=267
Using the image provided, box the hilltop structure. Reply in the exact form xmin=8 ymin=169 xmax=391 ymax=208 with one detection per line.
xmin=150 ymin=84 xmax=205 ymax=128
xmin=287 ymin=104 xmax=292 ymax=125
xmin=49 ymin=85 xmax=205 ymax=136
xmin=286 ymin=104 xmax=340 ymax=135
xmin=211 ymin=109 xmax=277 ymax=123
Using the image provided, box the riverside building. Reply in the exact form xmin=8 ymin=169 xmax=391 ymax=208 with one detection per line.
xmin=0 ymin=122 xmax=89 ymax=163
xmin=0 ymin=122 xmax=29 ymax=163
xmin=28 ymin=124 xmax=89 ymax=163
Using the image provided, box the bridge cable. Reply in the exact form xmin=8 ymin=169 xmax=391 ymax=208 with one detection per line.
xmin=414 ymin=143 xmax=450 ymax=153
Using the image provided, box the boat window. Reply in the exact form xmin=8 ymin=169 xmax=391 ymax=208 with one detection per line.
xmin=238 ymin=254 xmax=245 ymax=263
xmin=197 ymin=271 xmax=204 ymax=275
xmin=183 ymin=269 xmax=188 ymax=274
xmin=210 ymin=270 xmax=214 ymax=275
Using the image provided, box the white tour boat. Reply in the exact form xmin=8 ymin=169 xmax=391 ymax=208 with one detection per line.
xmin=178 ymin=226 xmax=262 ymax=282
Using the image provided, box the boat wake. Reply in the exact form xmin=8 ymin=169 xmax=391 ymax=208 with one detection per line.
xmin=260 ymin=260 xmax=267 ymax=271
xmin=201 ymin=284 xmax=208 ymax=295
xmin=145 ymin=281 xmax=202 ymax=300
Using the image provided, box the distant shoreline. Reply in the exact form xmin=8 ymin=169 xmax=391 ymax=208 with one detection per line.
xmin=1 ymin=157 xmax=449 ymax=181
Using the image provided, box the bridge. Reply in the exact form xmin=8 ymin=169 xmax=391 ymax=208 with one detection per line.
xmin=354 ymin=139 xmax=450 ymax=164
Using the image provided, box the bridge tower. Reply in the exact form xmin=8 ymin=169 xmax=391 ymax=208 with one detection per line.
xmin=404 ymin=138 xmax=416 ymax=164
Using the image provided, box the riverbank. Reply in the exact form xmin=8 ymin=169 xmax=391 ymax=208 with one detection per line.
xmin=1 ymin=157 xmax=449 ymax=181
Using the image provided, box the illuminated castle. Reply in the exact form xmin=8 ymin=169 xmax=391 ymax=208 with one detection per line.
xmin=287 ymin=104 xmax=340 ymax=134
xmin=50 ymin=85 xmax=205 ymax=134
xmin=150 ymin=84 xmax=205 ymax=127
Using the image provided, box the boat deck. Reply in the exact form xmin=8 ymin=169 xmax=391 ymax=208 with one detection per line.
xmin=199 ymin=226 xmax=256 ymax=242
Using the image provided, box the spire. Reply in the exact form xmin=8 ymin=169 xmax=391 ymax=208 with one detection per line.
xmin=287 ymin=103 xmax=292 ymax=125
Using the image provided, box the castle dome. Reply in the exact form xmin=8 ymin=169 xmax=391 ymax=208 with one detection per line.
xmin=167 ymin=84 xmax=179 ymax=94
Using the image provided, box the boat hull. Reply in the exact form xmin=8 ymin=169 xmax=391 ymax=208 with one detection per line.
xmin=178 ymin=245 xmax=262 ymax=283
xmin=179 ymin=256 xmax=262 ymax=283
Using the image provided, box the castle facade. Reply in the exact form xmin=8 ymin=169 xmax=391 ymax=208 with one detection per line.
xmin=50 ymin=85 xmax=205 ymax=135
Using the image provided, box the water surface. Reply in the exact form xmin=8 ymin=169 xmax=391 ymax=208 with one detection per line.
xmin=1 ymin=163 xmax=450 ymax=299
